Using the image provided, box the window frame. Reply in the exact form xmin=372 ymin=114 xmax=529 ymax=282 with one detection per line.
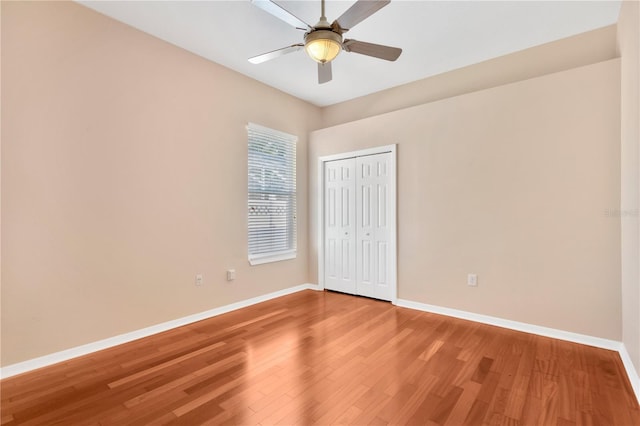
xmin=247 ymin=123 xmax=297 ymax=266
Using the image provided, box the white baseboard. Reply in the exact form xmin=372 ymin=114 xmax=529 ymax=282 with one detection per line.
xmin=0 ymin=283 xmax=319 ymax=379
xmin=619 ymin=343 xmax=640 ymax=405
xmin=395 ymin=299 xmax=621 ymax=350
xmin=396 ymin=298 xmax=640 ymax=405
xmin=3 ymin=286 xmax=638 ymax=407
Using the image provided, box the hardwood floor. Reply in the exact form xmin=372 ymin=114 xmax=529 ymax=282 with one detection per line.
xmin=1 ymin=290 xmax=639 ymax=425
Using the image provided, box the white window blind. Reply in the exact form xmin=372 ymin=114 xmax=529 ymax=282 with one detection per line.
xmin=247 ymin=123 xmax=297 ymax=265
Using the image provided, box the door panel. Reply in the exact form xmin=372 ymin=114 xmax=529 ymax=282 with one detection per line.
xmin=361 ymin=240 xmax=371 ymax=283
xmin=324 ymin=158 xmax=356 ymax=294
xmin=378 ymin=241 xmax=387 ymax=285
xmin=361 ymin=185 xmax=371 ymax=227
xmin=356 ymin=153 xmax=393 ymax=301
xmin=378 ymin=184 xmax=387 ymax=227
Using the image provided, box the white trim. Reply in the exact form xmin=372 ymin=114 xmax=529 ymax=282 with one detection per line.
xmin=317 ymin=144 xmax=398 ymax=303
xmin=247 ymin=122 xmax=298 ymax=265
xmin=2 ymin=286 xmax=638 ymax=406
xmin=317 ymin=155 xmax=325 ymax=290
xmin=0 ymin=283 xmax=319 ymax=379
xmin=619 ymin=343 xmax=640 ymax=404
xmin=318 ymin=144 xmax=397 ymax=163
xmin=396 ymin=298 xmax=621 ymax=350
xmin=396 ymin=297 xmax=640 ymax=405
xmin=249 ymin=250 xmax=296 ymax=265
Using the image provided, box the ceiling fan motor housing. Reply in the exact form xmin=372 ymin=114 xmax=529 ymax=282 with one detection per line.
xmin=304 ymin=30 xmax=343 ymax=63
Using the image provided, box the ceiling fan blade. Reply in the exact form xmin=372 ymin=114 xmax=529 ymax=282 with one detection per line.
xmin=318 ymin=62 xmax=332 ymax=84
xmin=251 ymin=0 xmax=312 ymax=31
xmin=333 ymin=0 xmax=390 ymax=31
xmin=248 ymin=44 xmax=304 ymax=64
xmin=343 ymin=39 xmax=402 ymax=61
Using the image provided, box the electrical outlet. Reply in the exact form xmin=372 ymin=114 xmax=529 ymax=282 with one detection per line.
xmin=467 ymin=273 xmax=477 ymax=287
xmin=227 ymin=269 xmax=236 ymax=281
xmin=195 ymin=274 xmax=203 ymax=286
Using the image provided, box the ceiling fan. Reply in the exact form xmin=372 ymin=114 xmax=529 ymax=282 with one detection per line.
xmin=248 ymin=0 xmax=402 ymax=84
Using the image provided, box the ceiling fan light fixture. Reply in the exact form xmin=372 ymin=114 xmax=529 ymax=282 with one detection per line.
xmin=304 ymin=30 xmax=342 ymax=64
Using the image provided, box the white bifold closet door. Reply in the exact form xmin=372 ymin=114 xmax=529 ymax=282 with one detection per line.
xmin=324 ymin=152 xmax=393 ymax=301
xmin=324 ymin=158 xmax=357 ymax=295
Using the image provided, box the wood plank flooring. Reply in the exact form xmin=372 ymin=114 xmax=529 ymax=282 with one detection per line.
xmin=1 ymin=290 xmax=639 ymax=425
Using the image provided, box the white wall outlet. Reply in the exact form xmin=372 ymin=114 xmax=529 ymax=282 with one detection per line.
xmin=227 ymin=269 xmax=236 ymax=281
xmin=195 ymin=274 xmax=203 ymax=286
xmin=467 ymin=273 xmax=478 ymax=287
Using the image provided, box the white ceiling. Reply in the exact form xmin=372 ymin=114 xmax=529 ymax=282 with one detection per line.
xmin=78 ymin=0 xmax=622 ymax=107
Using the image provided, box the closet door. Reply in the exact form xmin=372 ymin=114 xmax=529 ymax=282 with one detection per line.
xmin=356 ymin=153 xmax=393 ymax=301
xmin=324 ymin=158 xmax=357 ymax=295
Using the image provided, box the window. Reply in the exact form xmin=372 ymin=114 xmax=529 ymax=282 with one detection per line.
xmin=247 ymin=123 xmax=297 ymax=265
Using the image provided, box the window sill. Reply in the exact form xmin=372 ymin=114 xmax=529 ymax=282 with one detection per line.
xmin=249 ymin=251 xmax=296 ymax=266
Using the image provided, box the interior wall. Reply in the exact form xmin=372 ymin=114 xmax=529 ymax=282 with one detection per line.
xmin=1 ymin=1 xmax=320 ymax=366
xmin=320 ymin=25 xmax=618 ymax=128
xmin=0 ymin=0 xmax=629 ymax=368
xmin=310 ymin=60 xmax=621 ymax=339
xmin=618 ymin=0 xmax=640 ymax=376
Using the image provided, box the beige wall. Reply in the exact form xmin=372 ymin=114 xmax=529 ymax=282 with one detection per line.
xmin=310 ymin=60 xmax=621 ymax=339
xmin=1 ymin=1 xmax=320 ymax=366
xmin=618 ymin=0 xmax=640 ymax=375
xmin=320 ymin=25 xmax=618 ymax=128
xmin=0 ymin=0 xmax=629 ymax=368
